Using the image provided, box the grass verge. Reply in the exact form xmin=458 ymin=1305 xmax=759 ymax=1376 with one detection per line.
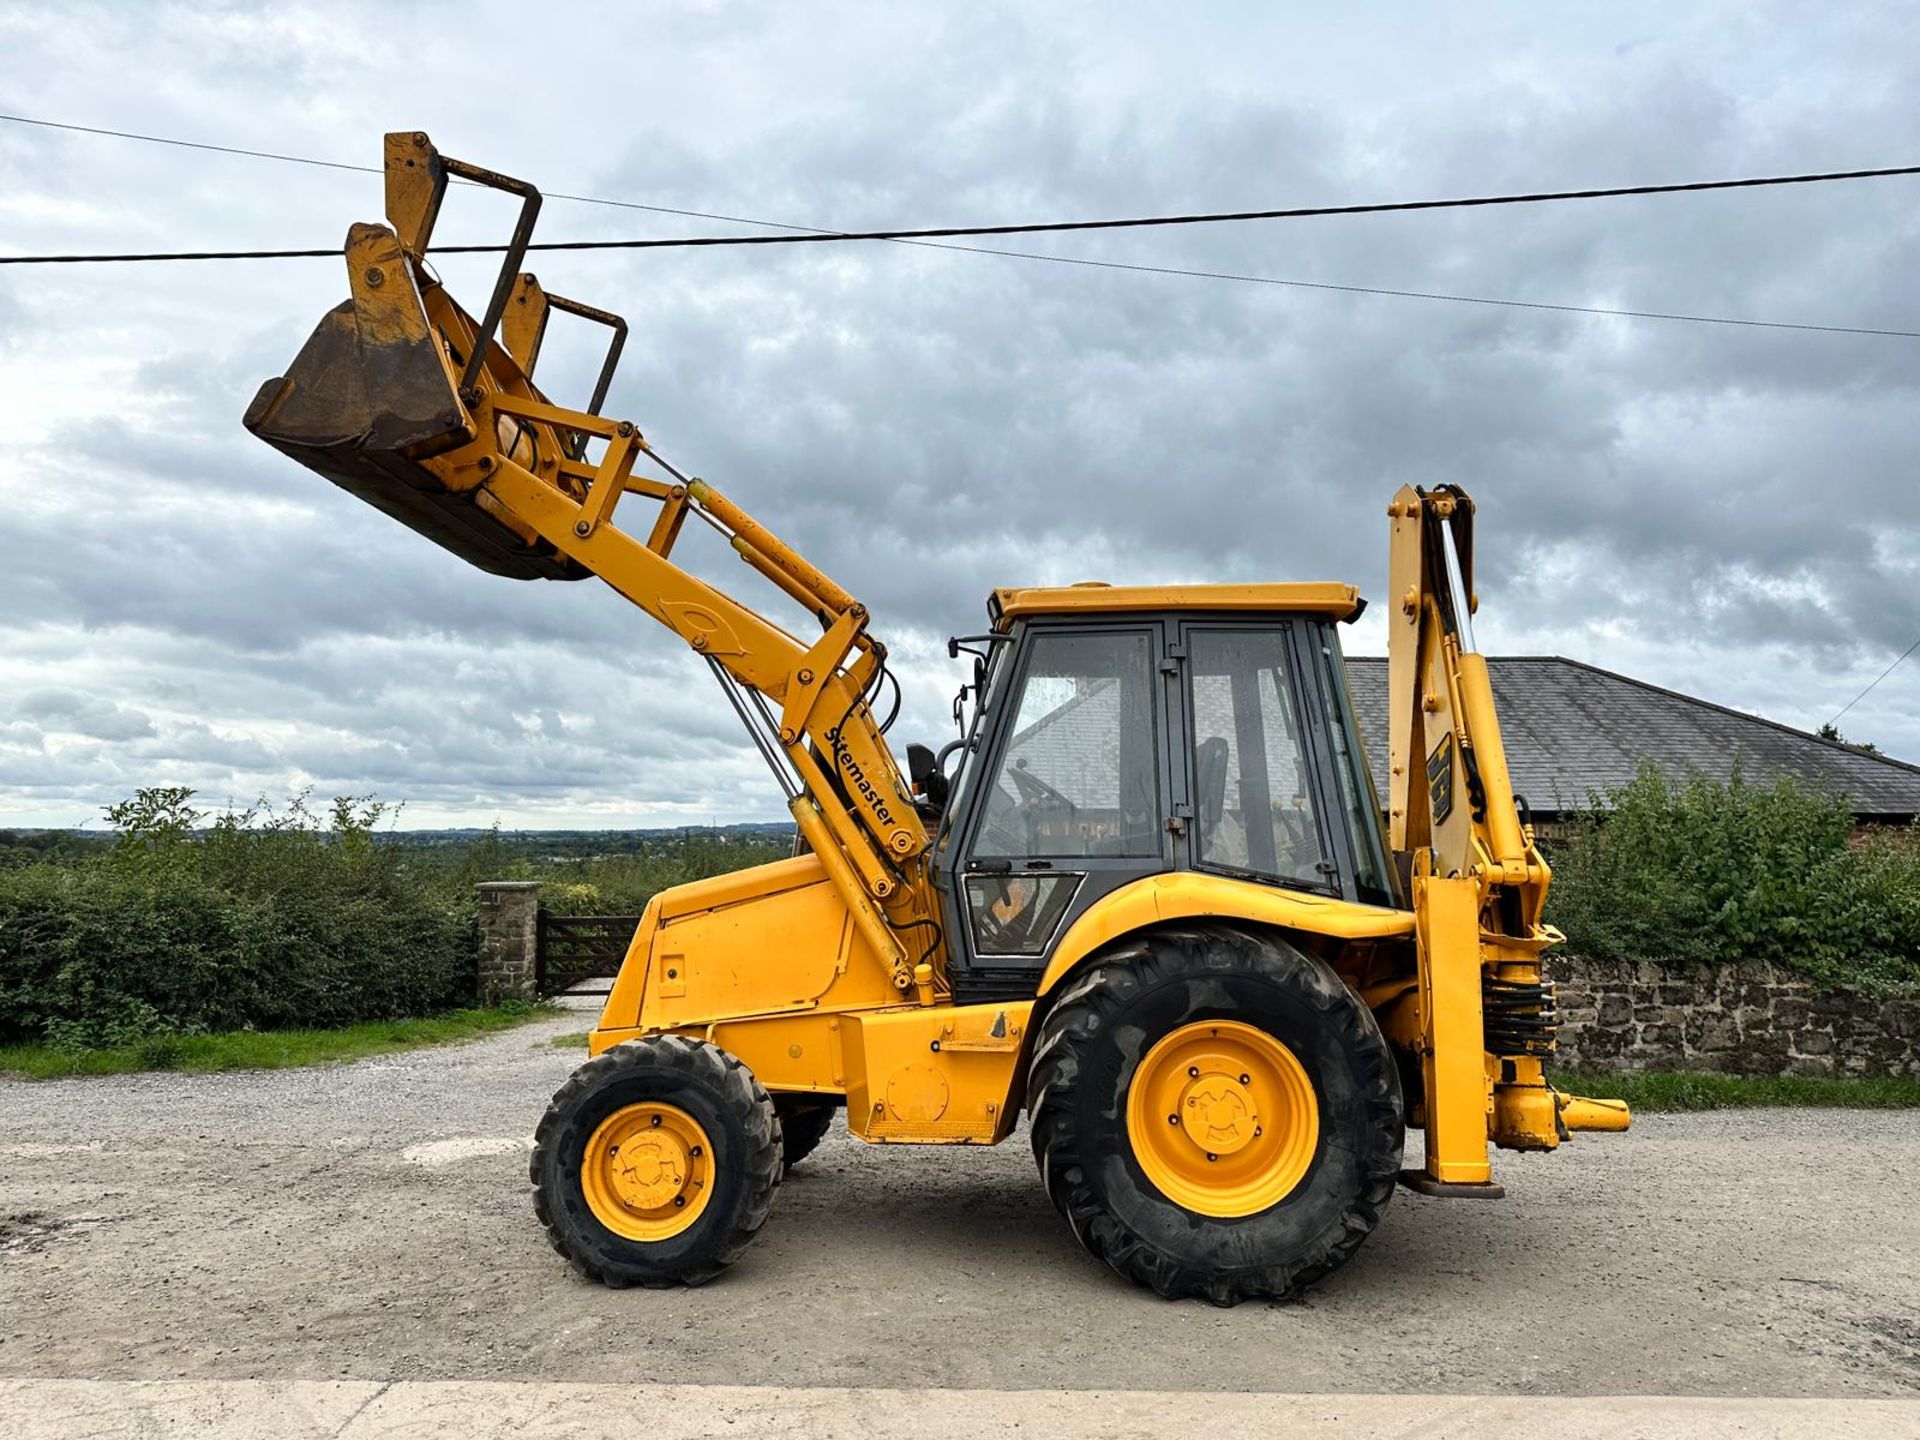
xmin=0 ymin=1002 xmax=562 ymax=1079
xmin=1559 ymin=1069 xmax=1920 ymax=1112
xmin=548 ymin=1031 xmax=591 ymax=1049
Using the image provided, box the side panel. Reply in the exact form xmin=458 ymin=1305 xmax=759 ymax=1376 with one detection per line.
xmin=591 ymin=854 xmax=901 ymax=1046
xmin=843 ymin=1003 xmax=1032 ymax=1144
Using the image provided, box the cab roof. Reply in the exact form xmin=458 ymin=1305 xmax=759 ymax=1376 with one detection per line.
xmin=989 ymin=581 xmax=1364 ymax=627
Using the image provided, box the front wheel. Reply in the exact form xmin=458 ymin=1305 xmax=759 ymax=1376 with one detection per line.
xmin=1028 ymin=923 xmax=1403 ymax=1305
xmin=531 ymin=1035 xmax=783 ymax=1288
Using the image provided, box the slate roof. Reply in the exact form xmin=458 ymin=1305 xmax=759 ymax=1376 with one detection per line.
xmin=1342 ymin=656 xmax=1920 ymax=822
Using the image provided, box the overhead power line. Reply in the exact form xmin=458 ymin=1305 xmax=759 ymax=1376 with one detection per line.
xmin=8 ymin=160 xmax=1920 ymax=265
xmin=1828 ymin=635 xmax=1920 ymax=727
xmin=2 ymin=112 xmax=1917 ymax=338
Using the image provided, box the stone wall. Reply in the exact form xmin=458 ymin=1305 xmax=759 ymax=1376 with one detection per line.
xmin=1548 ymin=955 xmax=1920 ymax=1077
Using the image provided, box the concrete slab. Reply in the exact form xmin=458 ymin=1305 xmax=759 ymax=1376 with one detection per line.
xmin=2 ymin=1381 xmax=1917 ymax=1439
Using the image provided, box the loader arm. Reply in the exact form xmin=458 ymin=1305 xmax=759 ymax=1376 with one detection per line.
xmin=1385 ymin=485 xmax=1627 ymax=1192
xmin=244 ymin=131 xmax=935 ymax=992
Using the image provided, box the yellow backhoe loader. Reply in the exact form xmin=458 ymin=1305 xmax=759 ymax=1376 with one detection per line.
xmin=247 ymin=133 xmax=1628 ymax=1304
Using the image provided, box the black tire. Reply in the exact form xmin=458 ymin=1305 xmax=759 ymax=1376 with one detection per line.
xmin=531 ymin=1035 xmax=783 ymax=1288
xmin=1028 ymin=923 xmax=1403 ymax=1306
xmin=774 ymin=1100 xmax=836 ymax=1171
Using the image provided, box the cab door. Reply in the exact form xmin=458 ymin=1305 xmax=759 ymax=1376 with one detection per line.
xmin=944 ymin=621 xmax=1178 ymax=1003
xmin=1177 ymin=621 xmax=1357 ymax=900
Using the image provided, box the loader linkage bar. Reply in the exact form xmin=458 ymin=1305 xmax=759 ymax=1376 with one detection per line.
xmin=245 ymin=130 xmax=939 ymax=993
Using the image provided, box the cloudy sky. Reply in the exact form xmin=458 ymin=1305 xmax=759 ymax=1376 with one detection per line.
xmin=1 ymin=2 xmax=1916 ymax=830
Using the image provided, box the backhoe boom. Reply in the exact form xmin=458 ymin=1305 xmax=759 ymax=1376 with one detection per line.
xmin=1385 ymin=485 xmax=1628 ymax=1189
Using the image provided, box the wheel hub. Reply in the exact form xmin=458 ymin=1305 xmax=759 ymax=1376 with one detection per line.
xmin=1178 ymin=1073 xmax=1259 ymax=1156
xmin=608 ymin=1129 xmax=693 ymax=1211
xmin=1125 ymin=1020 xmax=1320 ymax=1218
xmin=580 ymin=1102 xmax=715 ymax=1241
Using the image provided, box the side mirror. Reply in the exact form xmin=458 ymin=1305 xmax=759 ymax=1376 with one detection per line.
xmin=906 ymin=741 xmax=952 ymax=810
xmin=907 ymin=743 xmax=938 ymax=792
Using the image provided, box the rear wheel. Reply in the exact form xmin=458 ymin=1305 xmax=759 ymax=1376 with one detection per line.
xmin=532 ymin=1035 xmax=783 ymax=1287
xmin=1028 ymin=923 xmax=1403 ymax=1305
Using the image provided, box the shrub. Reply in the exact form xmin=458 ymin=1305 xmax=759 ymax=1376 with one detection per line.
xmin=1544 ymin=766 xmax=1920 ymax=990
xmin=0 ymin=788 xmax=471 ymax=1046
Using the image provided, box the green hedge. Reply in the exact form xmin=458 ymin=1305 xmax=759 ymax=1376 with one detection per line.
xmin=1544 ymin=767 xmax=1920 ymax=991
xmin=0 ymin=789 xmax=471 ymax=1047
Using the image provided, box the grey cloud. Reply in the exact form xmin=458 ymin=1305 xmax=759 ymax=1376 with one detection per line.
xmin=0 ymin=0 xmax=1915 ymax=825
xmin=14 ymin=689 xmax=156 ymax=741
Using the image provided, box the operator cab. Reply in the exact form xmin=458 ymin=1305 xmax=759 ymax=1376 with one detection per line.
xmin=932 ymin=583 xmax=1396 ymax=1006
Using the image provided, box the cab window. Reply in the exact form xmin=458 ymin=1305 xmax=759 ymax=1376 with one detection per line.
xmin=1187 ymin=628 xmax=1329 ymax=888
xmin=974 ymin=630 xmax=1160 ymax=858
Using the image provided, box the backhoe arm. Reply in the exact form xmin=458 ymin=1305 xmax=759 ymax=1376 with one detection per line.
xmin=244 ymin=132 xmax=933 ymax=990
xmin=1384 ymin=485 xmax=1627 ymax=1192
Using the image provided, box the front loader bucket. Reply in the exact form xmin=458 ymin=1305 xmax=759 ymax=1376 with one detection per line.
xmin=245 ymin=221 xmax=583 ymax=583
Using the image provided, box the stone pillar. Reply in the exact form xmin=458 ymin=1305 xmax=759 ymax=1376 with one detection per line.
xmin=476 ymin=881 xmax=542 ymax=1003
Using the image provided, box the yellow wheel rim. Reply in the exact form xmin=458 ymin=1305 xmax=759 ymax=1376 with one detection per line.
xmin=580 ymin=1102 xmax=715 ymax=1241
xmin=1125 ymin=1020 xmax=1319 ymax=1218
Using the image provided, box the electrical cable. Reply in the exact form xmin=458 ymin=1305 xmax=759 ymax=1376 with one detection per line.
xmin=10 ymin=161 xmax=1920 ymax=263
xmin=1827 ymin=634 xmax=1920 ymax=727
xmin=4 ymin=113 xmax=1915 ymax=337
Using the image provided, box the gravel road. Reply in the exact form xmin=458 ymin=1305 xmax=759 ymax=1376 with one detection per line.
xmin=3 ymin=1004 xmax=1916 ymax=1397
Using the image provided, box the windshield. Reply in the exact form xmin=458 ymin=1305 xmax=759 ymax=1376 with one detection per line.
xmin=936 ymin=636 xmax=1010 ymax=852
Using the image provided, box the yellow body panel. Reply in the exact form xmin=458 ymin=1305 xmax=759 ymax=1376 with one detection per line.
xmin=1036 ymin=872 xmax=1414 ymax=996
xmin=589 ymin=855 xmax=1032 ymax=1144
xmin=992 ymin=581 xmax=1363 ymax=624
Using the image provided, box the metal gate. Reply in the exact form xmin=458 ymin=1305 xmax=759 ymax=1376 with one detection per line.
xmin=537 ymin=913 xmax=640 ymax=998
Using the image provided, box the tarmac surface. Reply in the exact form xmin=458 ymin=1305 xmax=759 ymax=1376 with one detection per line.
xmin=3 ymin=1003 xmax=1917 ymax=1412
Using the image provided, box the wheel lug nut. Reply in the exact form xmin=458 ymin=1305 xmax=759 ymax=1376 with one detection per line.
xmin=1254 ymin=1127 xmax=1263 ymax=1138
xmin=689 ymin=1146 xmax=703 ymax=1157
xmin=673 ymin=1196 xmax=686 ymax=1207
xmin=650 ymin=1115 xmax=662 ymax=1127
xmin=1167 ymin=1114 xmax=1180 ymax=1126
xmin=1187 ymin=1066 xmax=1199 ymax=1078
xmin=1239 ymin=1074 xmax=1250 ymax=1085
xmin=1205 ymin=1153 xmax=1218 ymax=1162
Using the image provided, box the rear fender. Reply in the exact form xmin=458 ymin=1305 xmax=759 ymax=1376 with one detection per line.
xmin=1034 ymin=872 xmax=1414 ymax=999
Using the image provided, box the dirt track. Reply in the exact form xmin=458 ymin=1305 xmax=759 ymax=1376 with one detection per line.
xmin=3 ymin=1005 xmax=1917 ymax=1397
